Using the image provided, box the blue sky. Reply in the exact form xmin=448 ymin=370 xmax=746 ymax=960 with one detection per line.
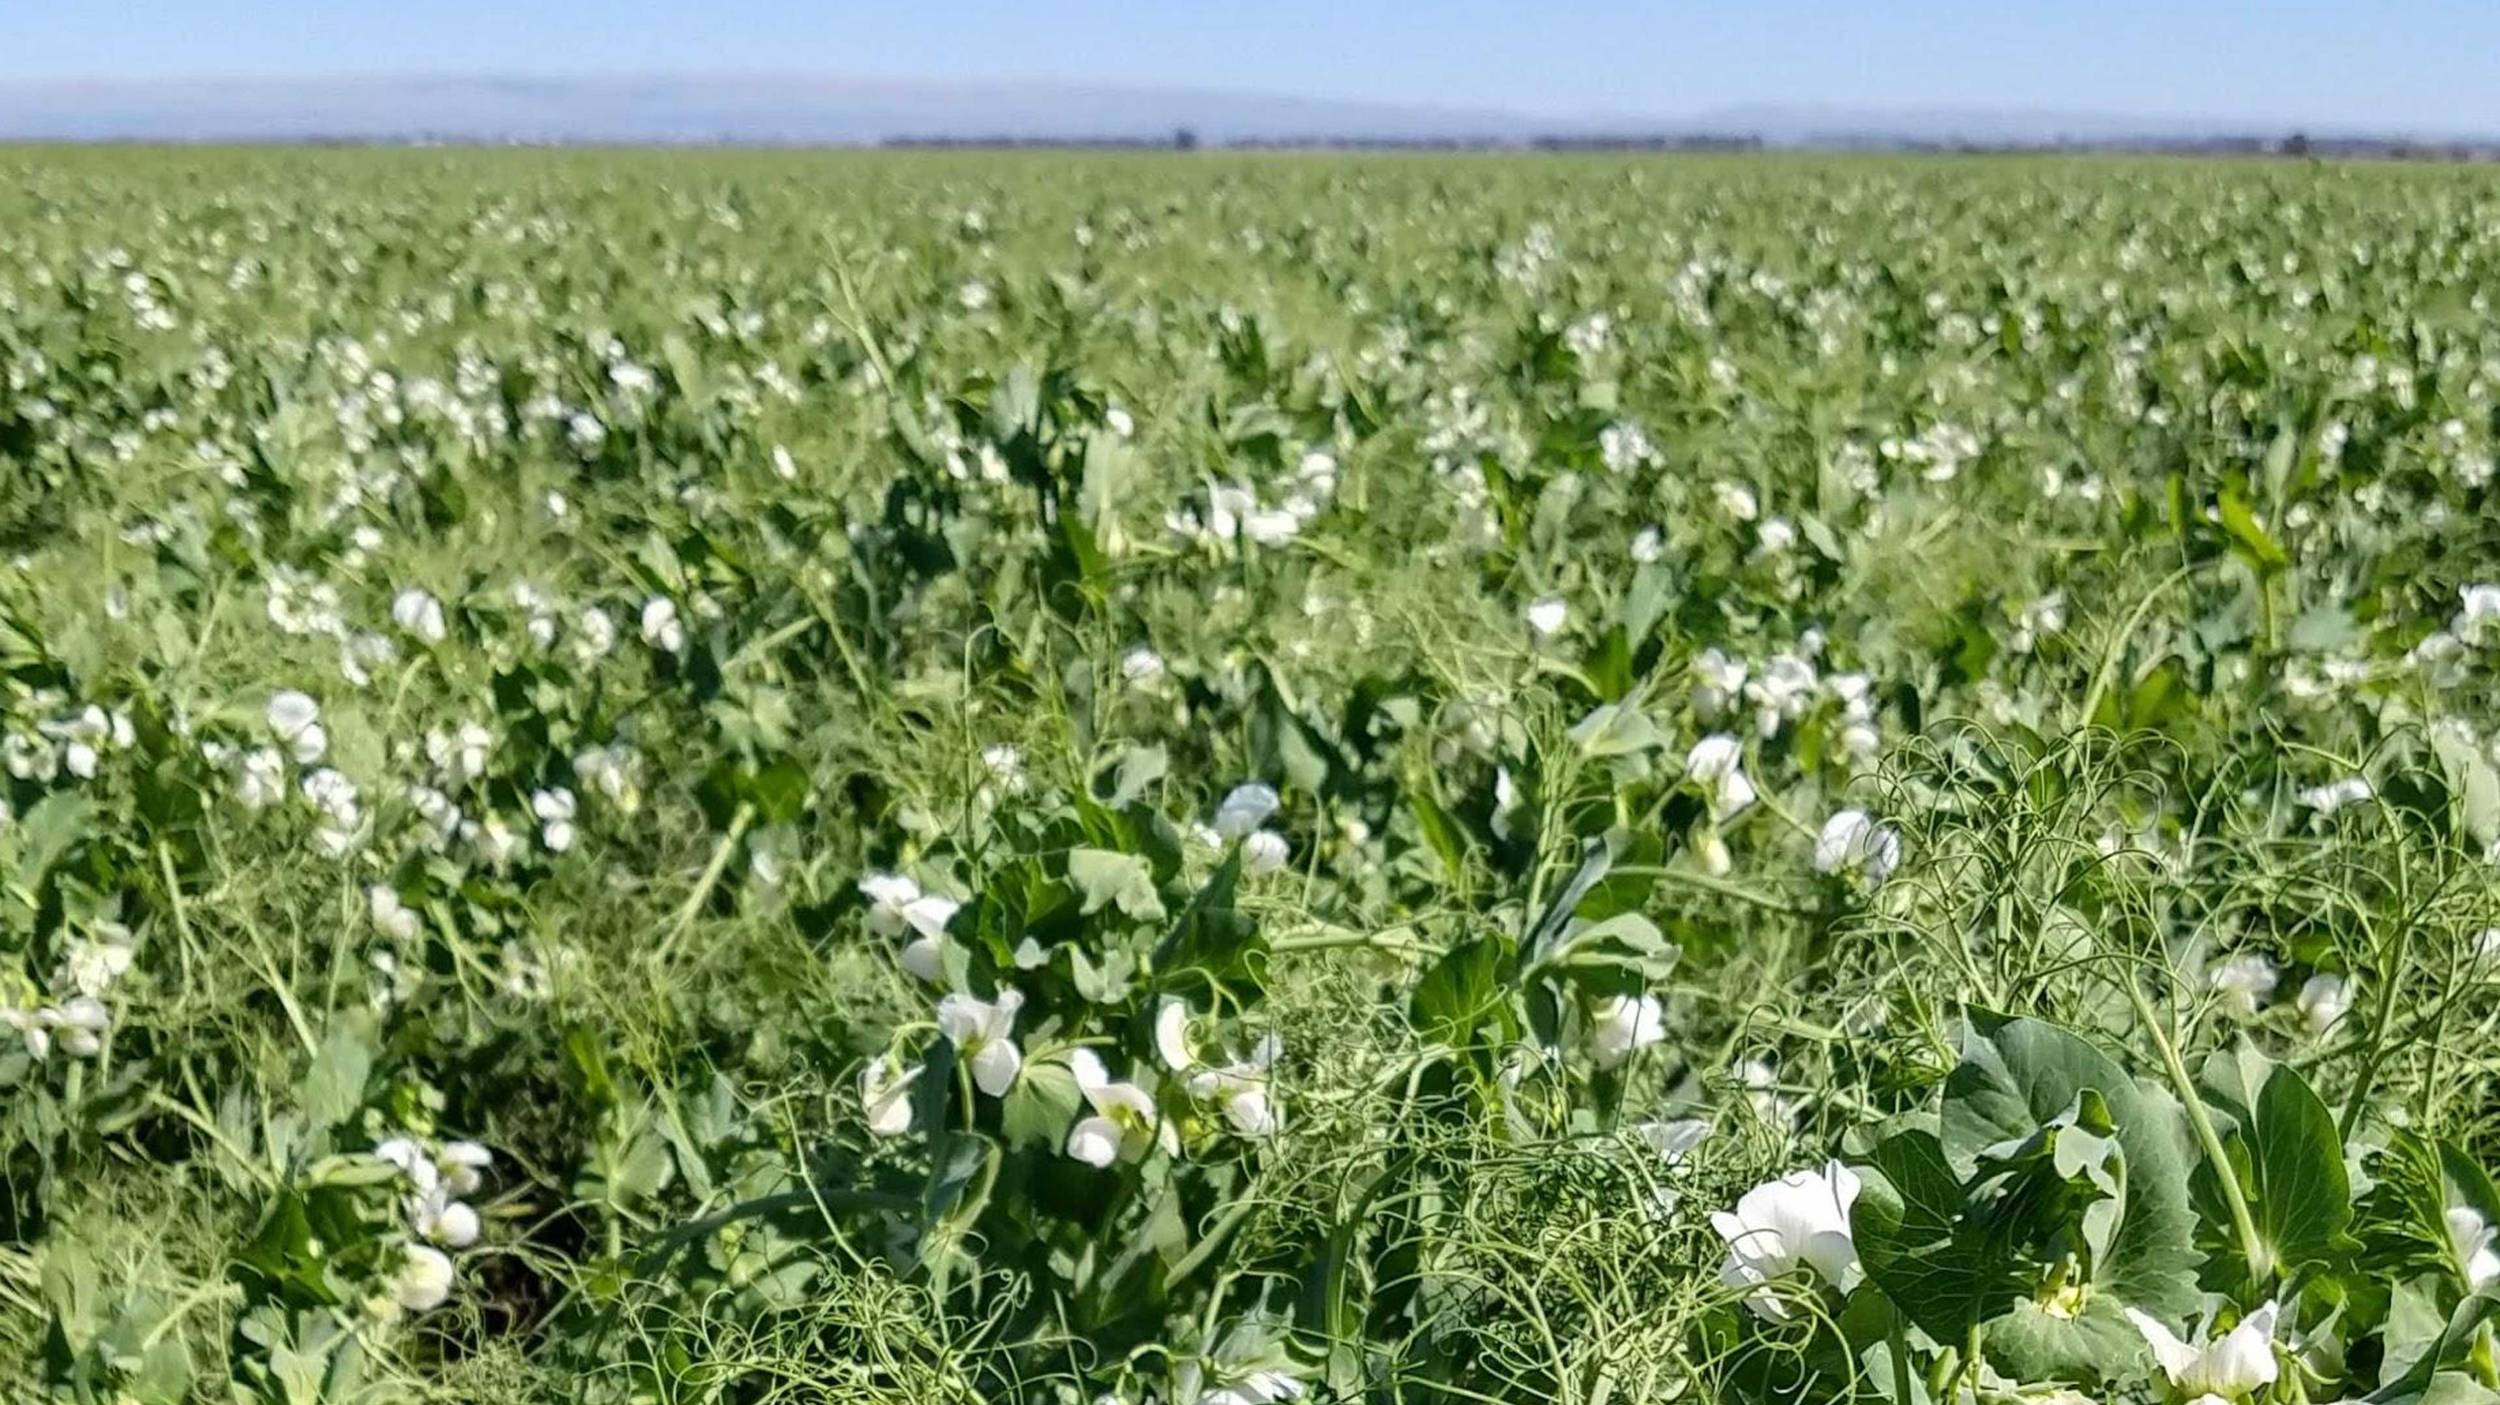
xmin=12 ymin=1 xmax=2500 ymax=133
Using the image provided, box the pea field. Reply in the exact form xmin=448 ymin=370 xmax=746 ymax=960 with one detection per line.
xmin=8 ymin=148 xmax=2500 ymax=1405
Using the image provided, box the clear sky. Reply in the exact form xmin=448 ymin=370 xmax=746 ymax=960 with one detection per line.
xmin=10 ymin=1 xmax=2500 ymax=134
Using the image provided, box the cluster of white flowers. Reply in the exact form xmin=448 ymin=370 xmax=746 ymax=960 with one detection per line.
xmin=199 ymin=691 xmax=364 ymax=855
xmin=1692 ymin=637 xmax=1875 ymax=758
xmin=2 ymin=924 xmax=134 ymax=1061
xmin=1166 ymin=476 xmax=1317 ymax=551
xmin=1879 ymin=420 xmax=1981 ymax=483
xmin=1683 ymin=735 xmax=1757 ymax=818
xmin=2009 ymin=591 xmax=2067 ymax=654
xmin=1209 ymin=782 xmax=1291 ymax=876
xmin=1598 ymin=420 xmax=1658 ymax=473
xmin=373 ymin=1135 xmax=493 ymax=1312
xmin=4 ymin=700 xmax=136 ymax=784
xmin=861 ymin=872 xmax=960 ymax=983
xmin=2415 ymin=583 xmax=2500 ymax=673
xmin=1156 ymin=998 xmax=1283 ymax=1139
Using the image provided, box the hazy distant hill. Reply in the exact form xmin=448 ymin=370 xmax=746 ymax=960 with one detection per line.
xmin=0 ymin=75 xmax=1559 ymax=145
xmin=0 ymin=76 xmax=2476 ymax=149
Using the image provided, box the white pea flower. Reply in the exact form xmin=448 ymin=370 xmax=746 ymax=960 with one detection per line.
xmin=1814 ymin=809 xmax=1902 ymax=886
xmin=301 ymin=768 xmax=361 ymax=855
xmin=936 ymin=988 xmax=1024 ymax=1096
xmin=1 ymin=1004 xmax=48 ymax=1061
xmin=1066 ymin=1048 xmax=1177 ymax=1167
xmin=407 ymin=1183 xmax=480 ymax=1248
xmin=1713 ymin=480 xmax=1760 ymax=522
xmin=337 ymin=631 xmax=397 ymax=688
xmin=531 ymin=786 xmax=577 ymax=852
xmin=640 ymin=596 xmax=685 ymax=654
xmin=1695 ymin=830 xmax=1733 ymax=877
xmin=1712 ymin=1161 xmax=1863 ymax=1321
xmin=1241 ymin=830 xmax=1290 ymax=875
xmin=2447 ymin=1204 xmax=2500 ymax=1291
xmin=4 ymin=731 xmax=59 ymax=782
xmin=235 ymin=746 xmax=287 ymax=810
xmin=1632 ymin=525 xmax=1664 ymax=563
xmin=862 ymin=874 xmax=957 ymax=981
xmin=405 ymin=783 xmax=462 ymax=845
xmin=572 ymin=606 xmax=617 ymax=662
xmin=439 ymin=1141 xmax=493 ymax=1197
xmin=2125 ymin=1300 xmax=2280 ymax=1404
xmin=1185 ymin=1032 xmax=1283 ymax=1138
xmin=2458 ymin=583 xmax=2500 ymax=638
xmin=1525 ymin=598 xmax=1569 ymax=637
xmin=980 ymin=743 xmax=1025 ymax=792
xmin=1104 ymin=405 xmax=1134 ymax=438
xmin=394 ymin=1245 xmax=456 ymax=1312
xmin=573 ymin=745 xmax=642 ymax=811
xmin=426 ymin=722 xmax=494 ymax=789
xmin=1684 ymin=734 xmax=1756 ymax=816
xmin=1154 ymin=998 xmax=1198 ymax=1072
xmin=2210 ymin=953 xmax=2279 ymax=1021
xmin=860 ymin=1055 xmax=921 ymax=1138
xmin=266 ymin=690 xmax=326 ymax=764
xmin=1692 ymin=648 xmax=1749 ymax=719
xmin=1491 ymin=764 xmax=1525 ymax=842
xmin=61 ymin=934 xmax=135 ymax=998
xmin=1121 ymin=647 xmax=1167 ymax=686
xmin=365 ymin=885 xmax=417 ymax=940
xmin=1214 ymin=783 xmax=1281 ymax=841
xmin=391 ymin=588 xmax=447 ymax=643
xmin=467 ymin=813 xmax=526 ymax=869
xmin=1590 ymin=993 xmax=1667 ymax=1070
xmin=48 ymin=997 xmax=111 ymax=1058
xmin=2296 ymin=776 xmax=2373 ymax=816
xmin=2294 ymin=973 xmax=2351 ymax=1036
xmin=1195 ymin=1368 xmax=1308 ymax=1405
xmin=771 ymin=444 xmax=798 ymax=481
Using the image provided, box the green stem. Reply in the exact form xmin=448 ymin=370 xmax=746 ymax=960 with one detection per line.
xmin=2078 ymin=560 xmax=2201 ymax=729
xmin=2121 ymin=970 xmax=2270 ymax=1284
xmin=658 ymin=803 xmax=755 ymax=963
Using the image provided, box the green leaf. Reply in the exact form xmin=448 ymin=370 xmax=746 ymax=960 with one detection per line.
xmin=1527 ymin=912 xmax=1680 ymax=984
xmin=2432 ymin=728 xmax=2500 ymax=852
xmin=10 ymin=790 xmax=91 ymax=895
xmin=1104 ymin=744 xmax=1168 ymax=808
xmin=1411 ymin=935 xmax=1513 ymax=1049
xmin=1568 ymin=703 xmax=1665 ymax=758
xmin=2217 ymin=487 xmax=2289 ymax=572
xmin=1001 ymin=1058 xmax=1083 ymax=1150
xmin=1068 ymin=847 xmax=1166 ymax=922
xmin=2368 ymin=1291 xmax=2500 ymax=1404
xmin=301 ymin=1020 xmax=372 ymax=1128
xmin=2197 ymin=1042 xmax=2357 ymax=1276
xmin=1940 ymin=1013 xmax=2199 ymax=1384
xmin=1853 ymin=1129 xmax=2017 ymax=1342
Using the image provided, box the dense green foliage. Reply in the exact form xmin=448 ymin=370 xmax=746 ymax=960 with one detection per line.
xmin=5 ymin=148 xmax=2500 ymax=1403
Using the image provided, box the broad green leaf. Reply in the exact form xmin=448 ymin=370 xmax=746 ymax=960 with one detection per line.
xmin=1852 ymin=1129 xmax=2017 ymax=1342
xmin=1941 ymin=1013 xmax=2199 ymax=1383
xmin=1068 ymin=847 xmax=1165 ymax=922
xmin=301 ymin=1020 xmax=372 ymax=1128
xmin=2197 ymin=1042 xmax=2357 ymax=1276
xmin=1000 ymin=1058 xmax=1083 ymax=1150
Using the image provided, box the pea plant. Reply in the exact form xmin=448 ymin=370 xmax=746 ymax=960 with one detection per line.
xmin=5 ymin=148 xmax=2500 ymax=1405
